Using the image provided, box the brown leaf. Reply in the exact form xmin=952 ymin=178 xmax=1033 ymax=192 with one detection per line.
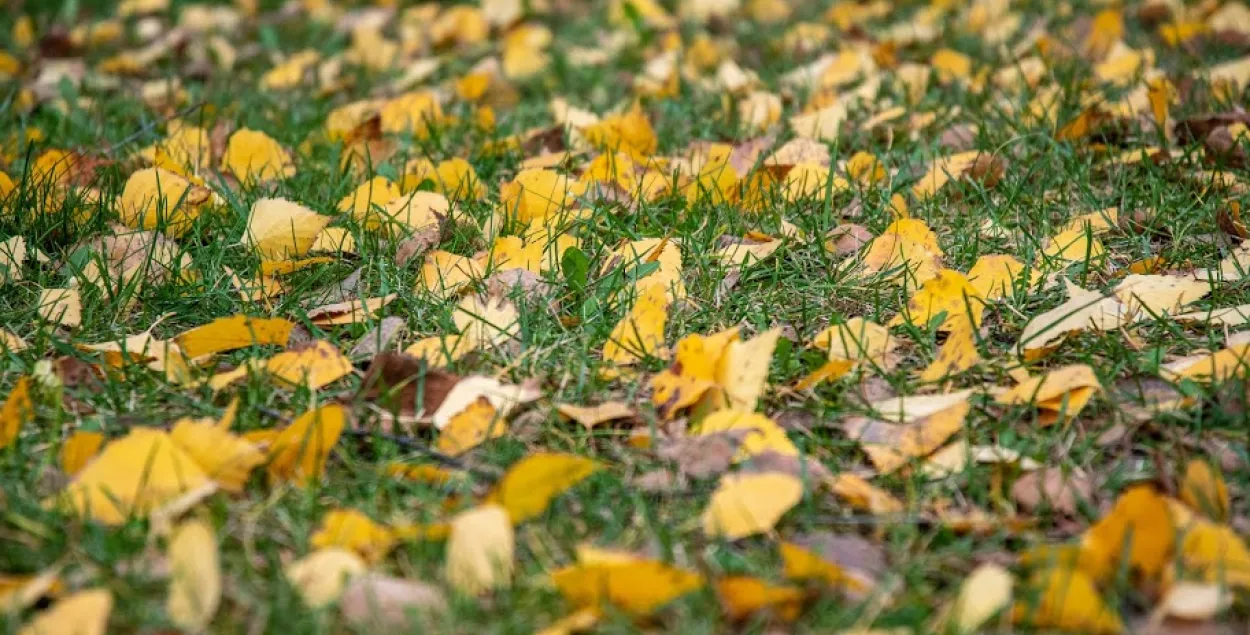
xmin=656 ymin=430 xmax=747 ymax=479
xmin=349 ymin=317 xmax=407 ymax=359
xmin=485 ymin=269 xmax=552 ymax=302
xmin=1011 ymin=467 xmax=1093 ymax=515
xmin=787 ymin=532 xmax=886 ymax=597
xmin=739 ymin=451 xmax=832 ymax=482
xmin=939 ymin=124 xmax=977 ymax=151
xmin=395 ymin=225 xmax=443 ymax=268
xmin=1175 ymin=111 xmax=1250 ymax=144
xmin=339 ymin=573 xmax=447 ymax=629
xmin=825 ymin=224 xmax=873 ymax=257
xmin=728 ymin=132 xmax=778 ymax=175
xmin=357 ymin=353 xmax=461 ymax=424
xmin=634 ymin=469 xmax=685 ymax=492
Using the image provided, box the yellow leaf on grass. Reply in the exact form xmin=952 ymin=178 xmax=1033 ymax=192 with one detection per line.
xmin=446 ymin=504 xmax=514 ymax=594
xmin=714 ymin=232 xmax=783 ymax=268
xmin=221 ymin=128 xmax=295 ymax=183
xmin=454 ymin=293 xmax=519 ymax=349
xmin=1178 ymin=518 xmax=1250 ymax=588
xmin=1080 ymin=486 xmax=1174 ymax=582
xmin=309 ymin=227 xmax=356 ymax=255
xmin=888 ymin=269 xmax=985 ymax=331
xmin=1180 ymin=459 xmax=1229 ymax=521
xmin=826 ymin=473 xmax=905 ymax=515
xmin=243 ymin=198 xmax=332 ymax=260
xmin=418 ymin=251 xmax=484 ymax=298
xmin=650 ymin=327 xmax=740 ymax=415
xmin=556 ymin=402 xmax=636 ymax=429
xmin=38 ymin=288 xmax=81 ymax=328
xmin=855 ymin=231 xmax=941 ymax=286
xmin=170 ymin=417 xmax=263 ymax=492
xmin=716 ymin=327 xmax=781 ymax=411
xmin=1012 ymin=565 xmax=1123 ymax=634
xmin=501 ymin=169 xmax=573 ymax=223
xmin=19 ymin=588 xmax=112 ymax=635
xmin=117 ymin=168 xmax=214 ymax=237
xmin=1 ymin=376 xmax=33 ymax=450
xmin=919 ymin=316 xmax=981 ymax=382
xmin=936 ymin=563 xmax=1013 ymax=634
xmin=266 ymin=340 xmax=352 ymax=390
xmin=311 ymin=509 xmax=396 ymax=563
xmin=1112 ymin=274 xmax=1209 ymax=318
xmin=696 ymin=409 xmax=798 ymax=460
xmin=60 ymin=430 xmax=104 ymax=476
xmin=1042 ymin=229 xmax=1105 ymax=263
xmin=436 ymin=398 xmax=504 ymax=456
xmin=603 ymin=284 xmax=670 ymax=366
xmin=337 ymin=176 xmax=402 ymax=224
xmin=284 ymin=548 xmax=366 ymax=609
xmin=490 ymin=453 xmax=600 ymax=524
xmin=1163 ymin=342 xmax=1250 ymax=382
xmin=779 ymin=537 xmax=879 ymax=597
xmin=266 ymin=404 xmax=345 ymax=485
xmin=997 ymin=364 xmax=1101 ymax=427
xmin=702 ymin=472 xmax=803 ymax=539
xmin=602 ymin=237 xmax=685 ymax=299
xmin=550 ymin=559 xmax=703 ymax=617
xmin=59 ymin=428 xmax=211 ymax=525
xmin=307 ymin=295 xmax=396 ymax=326
xmin=812 ymin=318 xmax=894 ymax=363
xmin=166 ymin=519 xmax=221 ymax=631
xmin=583 ymin=102 xmax=657 ymax=162
xmin=717 ymin=576 xmax=803 ymax=622
xmin=176 ymin=315 xmax=293 ymax=358
xmin=1155 ymin=581 xmax=1231 ymax=621
xmin=967 ymin=254 xmax=1030 ymax=300
xmin=1017 ymin=279 xmax=1127 ymax=357
xmin=841 ymin=400 xmax=970 ymax=474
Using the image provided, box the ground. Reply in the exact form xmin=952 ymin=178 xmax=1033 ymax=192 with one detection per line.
xmin=1 ymin=0 xmax=1249 ymax=632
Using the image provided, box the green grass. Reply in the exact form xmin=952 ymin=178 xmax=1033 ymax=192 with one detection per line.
xmin=2 ymin=0 xmax=1250 ymax=632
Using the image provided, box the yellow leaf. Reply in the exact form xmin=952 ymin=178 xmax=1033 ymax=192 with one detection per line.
xmin=790 ymin=102 xmax=847 ymax=142
xmin=1155 ymin=582 xmax=1231 ymax=622
xmin=117 ymin=168 xmax=214 ymax=237
xmin=166 ymin=519 xmax=221 ymax=631
xmin=1112 ymin=274 xmax=1210 ymax=318
xmin=307 ymin=295 xmax=396 ymax=327
xmin=967 ymin=254 xmax=1030 ymax=300
xmin=418 ymin=251 xmax=484 ymax=298
xmin=284 ymin=548 xmax=366 ymax=609
xmin=696 ymin=409 xmax=798 ymax=460
xmin=489 ymin=453 xmax=600 ymax=524
xmin=912 ymin=151 xmax=981 ymax=200
xmin=1163 ymin=342 xmax=1250 ymax=382
xmin=826 ymin=473 xmax=904 ymax=515
xmin=919 ymin=315 xmax=980 ymax=382
xmin=337 ymin=176 xmax=402 ymax=225
xmin=266 ymin=404 xmax=345 ymax=485
xmin=713 ymin=232 xmax=783 ymax=268
xmin=812 ymin=318 xmax=894 ymax=363
xmin=1080 ymin=486 xmax=1174 ymax=582
xmin=501 ymin=169 xmax=573 ymax=223
xmin=793 ymin=358 xmax=857 ymax=390
xmin=446 ymin=504 xmax=514 ymax=594
xmin=716 ymin=327 xmax=781 ymax=411
xmin=375 ymin=191 xmax=448 ymax=237
xmin=379 ymin=90 xmax=445 ymax=137
xmin=1084 ymin=8 xmax=1124 ymax=59
xmin=1012 ymin=565 xmax=1123 ymax=634
xmin=309 ymin=227 xmax=356 ymax=255
xmin=779 ymin=536 xmax=880 ymax=597
xmin=169 ymin=417 xmax=263 ymax=492
xmin=931 ymin=48 xmax=972 ymax=82
xmin=60 ymin=430 xmax=104 ymax=477
xmin=220 ymin=128 xmax=295 ymax=183
xmin=997 ymin=364 xmax=1101 ymax=427
xmin=602 ymin=237 xmax=685 ymax=299
xmin=889 ymin=269 xmax=985 ymax=331
xmin=841 ymin=400 xmax=970 ymax=473
xmin=1017 ymin=279 xmax=1127 ymax=356
xmin=603 ymin=283 xmax=670 ymax=366
xmin=550 ymin=559 xmax=702 ymax=617
xmin=266 ymin=340 xmax=352 ymax=390
xmin=242 ymin=198 xmax=332 ymax=260
xmin=436 ymin=398 xmax=504 ymax=456
xmin=311 ymin=509 xmax=396 ymax=563
xmin=0 ymin=328 xmax=27 ymax=353
xmin=536 ymin=607 xmax=602 ymax=635
xmin=175 ymin=315 xmax=293 ymax=358
xmin=1180 ymin=459 xmax=1229 ymax=521
xmin=1 ymin=376 xmax=33 ymax=450
xmin=1178 ymin=519 xmax=1250 ymax=588
xmin=702 ymin=471 xmax=803 ymax=539
xmin=19 ymin=588 xmax=112 ymax=635
xmin=556 ymin=402 xmax=636 ymax=429
xmin=1042 ymin=229 xmax=1105 ymax=263
xmin=59 ymin=428 xmax=212 ymax=525
xmin=855 ymin=232 xmax=941 ymax=286
xmin=936 ymin=563 xmax=1013 ymax=634
xmin=454 ymin=293 xmax=519 ymax=349
xmin=717 ymin=576 xmax=803 ymax=622
xmin=583 ymin=103 xmax=657 ymax=162
xmin=38 ymin=288 xmax=81 ymax=328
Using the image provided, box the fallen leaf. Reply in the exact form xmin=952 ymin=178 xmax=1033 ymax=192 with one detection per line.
xmin=603 ymin=283 xmax=670 ymax=367
xmin=1012 ymin=467 xmax=1093 ymax=515
xmin=1 ymin=376 xmax=33 ymax=450
xmin=781 ymin=532 xmax=884 ymax=599
xmin=1017 ymin=280 xmax=1127 ymax=357
xmin=841 ymin=400 xmax=970 ymax=473
xmin=717 ymin=576 xmax=803 ymax=622
xmin=550 ymin=557 xmax=703 ymax=617
xmin=19 ymin=588 xmax=112 ymax=635
xmin=935 ymin=563 xmax=1013 ymax=634
xmin=266 ymin=340 xmax=352 ymax=390
xmin=1080 ymin=485 xmax=1174 ymax=582
xmin=1154 ymin=582 xmax=1231 ymax=622
xmin=266 ymin=404 xmax=345 ymax=485
xmin=445 ymin=504 xmax=514 ymax=594
xmin=702 ymin=471 xmax=803 ymax=539
xmin=996 ymin=364 xmax=1101 ymax=426
xmin=220 ymin=128 xmax=295 ymax=183
xmin=340 ymin=573 xmax=448 ymax=629
xmin=166 ymin=519 xmax=221 ymax=631
xmin=1180 ymin=459 xmax=1230 ymax=521
xmin=311 ymin=509 xmax=396 ymax=563
xmin=169 ymin=416 xmax=264 ymax=492
xmin=489 ymin=453 xmax=600 ymax=524
xmin=1012 ymin=565 xmax=1124 ymax=634
xmin=284 ymin=548 xmax=366 ymax=609
xmin=60 ymin=430 xmax=104 ymax=477
xmin=242 ymin=198 xmax=332 ymax=261
xmin=694 ymin=409 xmax=798 ymax=460
xmin=307 ymin=295 xmax=396 ymax=326
xmin=37 ymin=288 xmax=82 ymax=328
xmin=556 ymin=402 xmax=635 ymax=429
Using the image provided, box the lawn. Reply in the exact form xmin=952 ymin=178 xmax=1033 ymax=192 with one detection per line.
xmin=1 ymin=0 xmax=1250 ymax=632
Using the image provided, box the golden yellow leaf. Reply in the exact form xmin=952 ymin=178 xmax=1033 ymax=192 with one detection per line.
xmin=713 ymin=232 xmax=783 ymax=268
xmin=935 ymin=563 xmax=1013 ymax=634
xmin=825 ymin=473 xmax=905 ymax=515
xmin=812 ymin=318 xmax=894 ymax=363
xmin=855 ymin=232 xmax=941 ymax=286
xmin=175 ymin=315 xmax=293 ymax=359
xmin=266 ymin=404 xmax=345 ymax=485
xmin=888 ymin=269 xmax=985 ymax=331
xmin=716 ymin=327 xmax=781 ymax=411
xmin=556 ymin=402 xmax=636 ymax=429
xmin=266 ymin=340 xmax=352 ymax=390
xmin=284 ymin=548 xmax=366 ymax=609
xmin=19 ymin=588 xmax=112 ymax=635
xmin=1080 ymin=486 xmax=1174 ymax=582
xmin=311 ymin=509 xmax=396 ymax=563
xmin=602 ymin=237 xmax=685 ymax=299
xmin=38 ymin=288 xmax=81 ymax=328
xmin=0 ymin=328 xmax=27 ymax=353
xmin=59 ymin=428 xmax=211 ymax=525
xmin=418 ymin=250 xmax=484 ymax=298
xmin=550 ymin=559 xmax=703 ymax=617
xmin=535 ymin=607 xmax=602 ymax=635
xmin=309 ymin=227 xmax=356 ymax=255
xmin=307 ymin=295 xmax=396 ymax=327
xmin=702 ymin=471 xmax=803 ymax=539
xmin=1112 ymin=274 xmax=1210 ymax=318
xmin=489 ymin=453 xmax=600 ymax=524
xmin=379 ymin=90 xmax=445 ymax=137
xmin=375 ymin=191 xmax=448 ymax=237
xmin=1042 ymin=229 xmax=1105 ymax=263
xmin=1180 ymin=459 xmax=1229 ymax=521
xmin=997 ymin=364 xmax=1100 ymax=427
xmin=446 ymin=504 xmax=514 ymax=594
xmin=696 ymin=409 xmax=798 ymax=460
xmin=919 ymin=315 xmax=981 ymax=382
xmin=967 ymin=254 xmax=1030 ymax=300
xmin=454 ymin=293 xmax=519 ymax=349
xmin=501 ymin=169 xmax=572 ymax=223
xmin=717 ymin=576 xmax=803 ymax=622
xmin=220 ymin=128 xmax=295 ymax=183
xmin=1178 ymin=518 xmax=1250 ymax=588
xmin=779 ymin=536 xmax=880 ymax=597
xmin=117 ymin=168 xmax=214 ymax=237
xmin=1 ymin=376 xmax=33 ymax=450
xmin=436 ymin=398 xmax=504 ymax=456
xmin=242 ymin=198 xmax=332 ymax=260
xmin=841 ymin=400 xmax=970 ymax=474
xmin=583 ymin=102 xmax=657 ymax=162
xmin=166 ymin=519 xmax=221 ymax=631
xmin=1012 ymin=565 xmax=1122 ymax=633
xmin=337 ymin=176 xmax=402 ymax=225
xmin=793 ymin=358 xmax=857 ymax=390
xmin=60 ymin=430 xmax=103 ymax=477
xmin=169 ymin=418 xmax=263 ymax=492
xmin=1017 ymin=279 xmax=1127 ymax=357
xmin=790 ymin=102 xmax=847 ymax=142
xmin=603 ymin=283 xmax=670 ymax=366
xmin=912 ymin=151 xmax=981 ymax=200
